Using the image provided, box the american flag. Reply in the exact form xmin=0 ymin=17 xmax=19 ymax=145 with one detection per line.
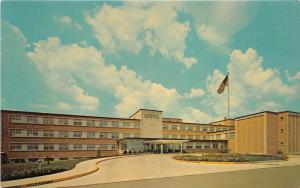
xmin=217 ymin=74 xmax=229 ymax=94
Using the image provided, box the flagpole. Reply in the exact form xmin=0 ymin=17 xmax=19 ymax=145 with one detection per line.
xmin=227 ymin=72 xmax=230 ymax=119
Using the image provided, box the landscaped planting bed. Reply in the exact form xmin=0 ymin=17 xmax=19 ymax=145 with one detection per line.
xmin=1 ymin=158 xmax=89 ymax=181
xmin=173 ymin=154 xmax=286 ymax=163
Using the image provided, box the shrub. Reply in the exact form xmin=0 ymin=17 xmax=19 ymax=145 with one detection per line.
xmin=2 ymin=167 xmax=66 ymax=181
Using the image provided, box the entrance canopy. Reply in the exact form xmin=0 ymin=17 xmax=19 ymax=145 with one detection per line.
xmin=144 ymin=139 xmax=189 ymax=144
xmin=144 ymin=139 xmax=189 ymax=154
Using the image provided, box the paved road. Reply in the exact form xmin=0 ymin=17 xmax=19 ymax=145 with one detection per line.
xmin=37 ymin=154 xmax=300 ymax=188
xmin=70 ymin=165 xmax=300 ymax=188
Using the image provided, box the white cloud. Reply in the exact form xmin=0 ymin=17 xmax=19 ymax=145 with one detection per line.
xmin=28 ymin=37 xmax=101 ymax=112
xmin=86 ymin=2 xmax=197 ymax=68
xmin=27 ymin=36 xmax=214 ymax=122
xmin=204 ymin=48 xmax=298 ymax=117
xmin=185 ymin=88 xmax=205 ymax=98
xmin=181 ymin=107 xmax=213 ymax=123
xmin=285 ymin=70 xmax=300 ymax=81
xmin=185 ymin=2 xmax=257 ymax=50
xmin=57 ymin=102 xmax=72 ymax=111
xmin=54 ymin=15 xmax=82 ymax=30
xmin=27 ymin=37 xmax=183 ymax=116
xmin=197 ymin=24 xmax=226 ymax=46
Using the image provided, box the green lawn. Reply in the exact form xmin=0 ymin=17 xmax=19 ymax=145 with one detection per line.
xmin=1 ymin=158 xmax=89 ymax=181
xmin=173 ymin=154 xmax=285 ymax=162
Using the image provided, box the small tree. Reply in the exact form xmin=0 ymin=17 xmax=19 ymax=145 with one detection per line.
xmin=96 ymin=148 xmax=101 ymax=158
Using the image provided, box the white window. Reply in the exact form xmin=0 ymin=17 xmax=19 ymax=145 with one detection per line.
xmin=204 ymin=143 xmax=210 ymax=149
xmin=163 ymin=134 xmax=169 ymax=138
xmin=111 ymin=144 xmax=116 ymax=150
xmin=180 ymin=135 xmax=185 ymax=139
xmin=44 ymin=144 xmax=54 ymax=150
xmin=99 ymin=144 xmax=108 ymax=150
xmin=27 ymin=129 xmax=39 ymax=137
xmin=87 ymin=144 xmax=96 ymax=150
xmin=111 ymin=132 xmax=119 ymax=138
xmin=73 ymin=144 xmax=82 ymax=150
xmin=43 ymin=130 xmax=54 ymax=137
xmin=73 ymin=119 xmax=82 ymax=126
xmin=9 ymin=114 xmax=21 ymax=122
xmin=133 ymin=133 xmax=140 ymax=138
xmin=27 ymin=116 xmax=38 ymax=124
xmin=87 ymin=132 xmax=95 ymax=138
xmin=123 ymin=133 xmax=130 ymax=138
xmin=112 ymin=121 xmax=119 ymax=128
xmin=163 ymin=124 xmax=169 ymax=130
xmin=216 ymin=134 xmax=221 ymax=140
xmin=122 ymin=122 xmax=130 ymax=128
xmin=28 ymin=143 xmax=39 ymax=151
xmin=73 ymin=131 xmax=82 ymax=138
xmin=58 ymin=118 xmax=68 ymax=125
xmin=87 ymin=120 xmax=95 ymax=127
xmin=10 ymin=129 xmax=21 ymax=137
xmin=59 ymin=131 xmax=69 ymax=138
xmin=10 ymin=143 xmax=22 ymax=151
xmin=172 ymin=125 xmax=178 ymax=130
xmin=188 ymin=135 xmax=193 ymax=139
xmin=213 ymin=143 xmax=218 ymax=149
xmin=196 ymin=144 xmax=202 ymax=149
xmin=209 ymin=127 xmax=214 ymax=132
xmin=202 ymin=127 xmax=208 ymax=131
xmin=186 ymin=144 xmax=193 ymax=149
xmin=43 ymin=117 xmax=53 ymax=124
xmin=180 ymin=125 xmax=185 ymax=130
xmin=229 ymin=132 xmax=235 ymax=139
xmin=99 ymin=132 xmax=109 ymax=138
xmin=133 ymin=122 xmax=140 ymax=128
xmin=59 ymin=144 xmax=68 ymax=150
xmin=171 ymin=134 xmax=177 ymax=139
xmin=187 ymin=126 xmax=193 ymax=131
xmin=99 ymin=121 xmax=107 ymax=127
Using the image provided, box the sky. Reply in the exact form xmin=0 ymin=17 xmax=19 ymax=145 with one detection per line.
xmin=1 ymin=1 xmax=300 ymax=123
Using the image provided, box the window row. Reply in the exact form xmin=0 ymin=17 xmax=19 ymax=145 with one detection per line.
xmin=162 ymin=124 xmax=230 ymax=132
xmin=9 ymin=115 xmax=140 ymax=128
xmin=184 ymin=142 xmax=224 ymax=149
xmin=144 ymin=114 xmax=160 ymax=120
xmin=162 ymin=134 xmax=205 ymax=140
xmin=10 ymin=143 xmax=116 ymax=151
xmin=10 ymin=129 xmax=141 ymax=139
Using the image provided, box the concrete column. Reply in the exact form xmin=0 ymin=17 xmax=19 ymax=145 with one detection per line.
xmin=154 ymin=143 xmax=157 ymax=151
xmin=173 ymin=144 xmax=175 ymax=152
xmin=161 ymin=144 xmax=163 ymax=154
xmin=180 ymin=143 xmax=183 ymax=153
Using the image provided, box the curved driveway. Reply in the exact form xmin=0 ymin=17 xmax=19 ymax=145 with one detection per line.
xmin=37 ymin=154 xmax=300 ymax=188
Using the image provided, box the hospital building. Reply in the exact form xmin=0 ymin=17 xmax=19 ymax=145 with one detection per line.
xmin=1 ymin=109 xmax=299 ymax=162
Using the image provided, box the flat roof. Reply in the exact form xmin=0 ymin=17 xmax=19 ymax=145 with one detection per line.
xmin=1 ymin=110 xmax=140 ymax=121
xmin=212 ymin=110 xmax=300 ymax=123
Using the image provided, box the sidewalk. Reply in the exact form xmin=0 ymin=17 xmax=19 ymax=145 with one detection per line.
xmin=0 ymin=156 xmax=126 ymax=188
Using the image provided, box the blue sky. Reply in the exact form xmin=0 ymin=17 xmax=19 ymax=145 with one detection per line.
xmin=1 ymin=1 xmax=300 ymax=123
